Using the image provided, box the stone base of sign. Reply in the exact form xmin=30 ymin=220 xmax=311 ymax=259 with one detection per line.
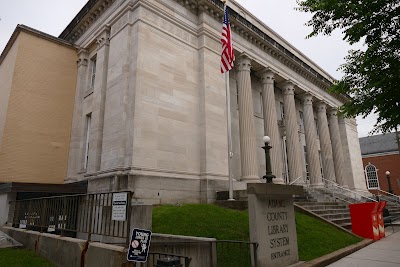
xmin=248 ymin=183 xmax=303 ymax=267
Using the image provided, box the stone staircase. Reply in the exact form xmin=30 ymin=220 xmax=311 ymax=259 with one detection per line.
xmin=305 ymin=187 xmax=400 ymax=226
xmin=216 ymin=186 xmax=400 ymax=231
xmin=294 ymin=187 xmax=353 ymax=229
xmin=378 ymin=195 xmax=400 ymax=221
xmin=216 ymin=187 xmax=353 ymax=229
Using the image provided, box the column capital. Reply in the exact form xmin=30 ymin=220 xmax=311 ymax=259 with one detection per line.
xmin=96 ymin=25 xmax=111 ymax=50
xmin=338 ymin=116 xmax=346 ymax=124
xmin=236 ymin=54 xmax=252 ymax=72
xmin=77 ymin=49 xmax=88 ymax=67
xmin=260 ymin=68 xmax=275 ymax=84
xmin=327 ymin=107 xmax=339 ymax=117
xmin=315 ymin=101 xmax=327 ymax=112
xmin=281 ymin=80 xmax=296 ymax=95
xmin=301 ymin=93 xmax=314 ymax=105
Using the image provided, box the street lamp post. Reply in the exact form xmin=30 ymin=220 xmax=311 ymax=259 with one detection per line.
xmin=385 ymin=170 xmax=393 ymax=194
xmin=262 ymin=136 xmax=276 ymax=183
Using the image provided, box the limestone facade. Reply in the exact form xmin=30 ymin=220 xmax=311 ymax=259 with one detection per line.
xmin=60 ymin=0 xmax=368 ymax=203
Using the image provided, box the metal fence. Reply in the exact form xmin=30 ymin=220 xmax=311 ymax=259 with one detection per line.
xmin=135 ymin=252 xmax=192 ymax=267
xmin=8 ymin=191 xmax=132 ymax=245
xmin=8 ymin=193 xmax=258 ymax=266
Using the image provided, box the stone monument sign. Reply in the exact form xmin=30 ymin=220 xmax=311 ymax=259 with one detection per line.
xmin=248 ymin=183 xmax=303 ymax=267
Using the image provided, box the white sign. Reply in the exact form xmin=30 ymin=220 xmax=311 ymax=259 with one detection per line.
xmin=19 ymin=220 xmax=27 ymax=229
xmin=112 ymin=192 xmax=128 ymax=221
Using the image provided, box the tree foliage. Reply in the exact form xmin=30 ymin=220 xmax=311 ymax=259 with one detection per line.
xmin=297 ymin=0 xmax=400 ymax=133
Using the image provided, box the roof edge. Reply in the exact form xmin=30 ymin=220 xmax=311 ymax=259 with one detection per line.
xmin=0 ymin=24 xmax=76 ymax=65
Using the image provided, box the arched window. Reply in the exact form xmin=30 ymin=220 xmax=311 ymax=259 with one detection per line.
xmin=365 ymin=163 xmax=380 ymax=189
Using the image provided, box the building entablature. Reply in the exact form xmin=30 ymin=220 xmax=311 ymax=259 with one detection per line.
xmin=177 ymin=0 xmax=349 ymax=104
xmin=59 ymin=0 xmax=346 ymax=111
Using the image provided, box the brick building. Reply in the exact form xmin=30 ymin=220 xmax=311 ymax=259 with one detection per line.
xmin=360 ymin=132 xmax=400 ymax=196
xmin=0 ymin=25 xmax=77 ymax=184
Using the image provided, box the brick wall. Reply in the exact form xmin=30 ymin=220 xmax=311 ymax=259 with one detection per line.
xmin=0 ymin=30 xmax=77 ymax=183
xmin=362 ymin=153 xmax=400 ymax=195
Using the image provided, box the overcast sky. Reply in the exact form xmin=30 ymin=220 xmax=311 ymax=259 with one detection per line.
xmin=0 ymin=0 xmax=377 ymax=137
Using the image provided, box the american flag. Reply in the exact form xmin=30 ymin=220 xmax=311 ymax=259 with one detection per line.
xmin=220 ymin=5 xmax=234 ymax=73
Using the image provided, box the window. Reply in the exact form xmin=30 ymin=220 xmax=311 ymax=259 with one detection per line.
xmin=304 ymin=146 xmax=309 ymax=180
xmin=299 ymin=111 xmax=304 ymax=132
xmin=365 ymin=163 xmax=380 ymax=189
xmin=279 ymin=102 xmax=285 ymax=120
xmin=89 ymin=56 xmax=97 ymax=89
xmin=282 ymin=137 xmax=289 ymax=184
xmin=314 ymin=118 xmax=320 ymax=137
xmin=83 ymin=113 xmax=92 ymax=170
xmin=319 ymin=151 xmax=324 ymax=179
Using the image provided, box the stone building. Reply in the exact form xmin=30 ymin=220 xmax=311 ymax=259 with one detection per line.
xmin=360 ymin=132 xmax=400 ymax=196
xmin=0 ymin=0 xmax=366 ymax=203
xmin=56 ymin=0 xmax=367 ymax=204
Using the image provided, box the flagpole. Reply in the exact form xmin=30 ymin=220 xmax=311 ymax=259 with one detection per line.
xmin=226 ymin=72 xmax=234 ymax=201
xmin=221 ymin=0 xmax=234 ymax=200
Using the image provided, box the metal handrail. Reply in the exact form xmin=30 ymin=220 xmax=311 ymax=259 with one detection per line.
xmin=358 ymin=188 xmax=400 ymax=206
xmin=289 ymin=176 xmax=303 ymax=185
xmin=377 ymin=189 xmax=400 ymax=201
xmin=334 ymin=196 xmax=354 ymax=204
xmin=321 ymin=178 xmax=378 ymax=203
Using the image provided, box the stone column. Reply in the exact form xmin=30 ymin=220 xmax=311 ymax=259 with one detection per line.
xmin=338 ymin=116 xmax=356 ymax=189
xmin=66 ymin=49 xmax=88 ymax=181
xmin=236 ymin=55 xmax=259 ymax=181
xmin=328 ymin=107 xmax=347 ymax=187
xmin=316 ymin=102 xmax=336 ymax=183
xmin=302 ymin=94 xmax=323 ymax=186
xmin=260 ymin=69 xmax=284 ymax=184
xmin=282 ymin=82 xmax=303 ymax=183
xmin=88 ymin=26 xmax=110 ymax=173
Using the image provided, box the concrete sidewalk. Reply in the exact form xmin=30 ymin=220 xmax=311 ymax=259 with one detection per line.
xmin=327 ymin=226 xmax=400 ymax=267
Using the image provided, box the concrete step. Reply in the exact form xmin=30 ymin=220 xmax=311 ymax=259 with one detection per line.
xmin=321 ymin=213 xmax=351 ymax=220
xmin=330 ymin=217 xmax=351 ymax=225
xmin=340 ymin=222 xmax=352 ymax=230
xmin=297 ymin=204 xmax=348 ymax=210
xmin=310 ymin=209 xmax=350 ymax=215
xmin=293 ymin=197 xmax=317 ymax=203
xmin=296 ymin=201 xmax=344 ymax=206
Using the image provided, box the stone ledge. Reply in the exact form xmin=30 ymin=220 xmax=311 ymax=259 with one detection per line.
xmin=1 ymin=226 xmax=87 ymax=267
xmin=247 ymin=183 xmax=304 ymax=196
xmin=85 ymin=242 xmax=129 ymax=267
xmin=296 ymin=239 xmax=373 ymax=267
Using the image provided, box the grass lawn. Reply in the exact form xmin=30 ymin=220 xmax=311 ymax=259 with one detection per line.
xmin=0 ymin=248 xmax=55 ymax=267
xmin=152 ymin=204 xmax=362 ymax=261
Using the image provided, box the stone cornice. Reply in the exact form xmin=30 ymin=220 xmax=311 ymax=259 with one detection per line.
xmin=59 ymin=0 xmax=116 ymax=42
xmin=58 ymin=0 xmax=349 ymax=104
xmin=174 ymin=0 xmax=349 ymax=104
